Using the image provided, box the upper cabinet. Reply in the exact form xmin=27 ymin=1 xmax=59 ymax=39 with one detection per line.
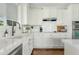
xmin=49 ymin=8 xmax=67 ymax=25
xmin=69 ymin=4 xmax=79 ymax=21
xmin=27 ymin=7 xmax=44 ymax=25
xmin=73 ymin=5 xmax=79 ymax=21
xmin=27 ymin=6 xmax=67 ymax=25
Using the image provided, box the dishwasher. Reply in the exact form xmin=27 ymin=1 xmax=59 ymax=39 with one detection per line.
xmin=8 ymin=44 xmax=22 ymax=55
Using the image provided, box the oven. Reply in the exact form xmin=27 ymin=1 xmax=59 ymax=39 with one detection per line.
xmin=72 ymin=21 xmax=79 ymax=39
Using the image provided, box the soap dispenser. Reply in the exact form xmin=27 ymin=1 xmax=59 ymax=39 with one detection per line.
xmin=40 ymin=27 xmax=43 ymax=32
xmin=4 ymin=30 xmax=8 ymax=37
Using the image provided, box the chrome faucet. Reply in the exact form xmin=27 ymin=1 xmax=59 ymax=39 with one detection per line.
xmin=16 ymin=22 xmax=21 ymax=29
xmin=7 ymin=20 xmax=21 ymax=36
xmin=12 ymin=21 xmax=21 ymax=36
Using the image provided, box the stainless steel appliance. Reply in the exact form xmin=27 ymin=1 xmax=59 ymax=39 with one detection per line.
xmin=72 ymin=21 xmax=79 ymax=39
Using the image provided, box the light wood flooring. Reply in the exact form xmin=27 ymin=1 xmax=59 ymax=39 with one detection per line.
xmin=32 ymin=48 xmax=64 ymax=55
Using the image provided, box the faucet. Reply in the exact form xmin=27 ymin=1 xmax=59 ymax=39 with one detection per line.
xmin=16 ymin=22 xmax=21 ymax=29
xmin=6 ymin=20 xmax=21 ymax=36
xmin=12 ymin=21 xmax=21 ymax=36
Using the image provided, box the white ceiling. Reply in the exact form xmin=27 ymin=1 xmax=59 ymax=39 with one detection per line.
xmin=29 ymin=3 xmax=70 ymax=9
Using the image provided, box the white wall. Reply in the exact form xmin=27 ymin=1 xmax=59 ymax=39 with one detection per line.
xmin=6 ymin=3 xmax=17 ymax=20
xmin=0 ymin=4 xmax=7 ymax=38
xmin=27 ymin=7 xmax=43 ymax=25
xmin=0 ymin=4 xmax=6 ymax=17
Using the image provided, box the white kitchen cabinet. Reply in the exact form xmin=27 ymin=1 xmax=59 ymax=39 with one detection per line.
xmin=23 ymin=34 xmax=33 ymax=55
xmin=69 ymin=4 xmax=79 ymax=21
xmin=73 ymin=8 xmax=79 ymax=21
xmin=49 ymin=8 xmax=67 ymax=24
xmin=34 ymin=33 xmax=67 ymax=48
xmin=28 ymin=7 xmax=43 ymax=25
xmin=73 ymin=5 xmax=79 ymax=21
xmin=28 ymin=5 xmax=67 ymax=25
xmin=62 ymin=39 xmax=79 ymax=55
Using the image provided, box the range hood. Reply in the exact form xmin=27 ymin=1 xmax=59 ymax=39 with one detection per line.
xmin=43 ymin=17 xmax=57 ymax=21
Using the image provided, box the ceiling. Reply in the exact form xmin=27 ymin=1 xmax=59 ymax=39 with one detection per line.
xmin=29 ymin=3 xmax=71 ymax=9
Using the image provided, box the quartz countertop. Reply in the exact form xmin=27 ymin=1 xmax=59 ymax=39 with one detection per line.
xmin=0 ymin=33 xmax=30 ymax=55
xmin=0 ymin=36 xmax=22 ymax=55
xmin=62 ymin=39 xmax=79 ymax=49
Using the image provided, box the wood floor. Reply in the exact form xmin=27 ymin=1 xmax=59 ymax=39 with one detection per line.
xmin=32 ymin=48 xmax=64 ymax=55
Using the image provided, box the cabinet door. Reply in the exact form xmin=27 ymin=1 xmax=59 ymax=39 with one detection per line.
xmin=28 ymin=8 xmax=43 ymax=25
xmin=49 ymin=38 xmax=64 ymax=48
xmin=34 ymin=33 xmax=50 ymax=48
xmin=72 ymin=4 xmax=79 ymax=21
xmin=34 ymin=33 xmax=64 ymax=48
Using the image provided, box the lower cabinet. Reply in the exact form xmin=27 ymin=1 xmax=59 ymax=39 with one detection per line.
xmin=34 ymin=33 xmax=64 ymax=48
xmin=34 ymin=38 xmax=63 ymax=48
xmin=22 ymin=36 xmax=33 ymax=55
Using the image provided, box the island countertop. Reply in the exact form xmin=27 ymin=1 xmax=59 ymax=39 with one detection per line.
xmin=0 ymin=33 xmax=32 ymax=55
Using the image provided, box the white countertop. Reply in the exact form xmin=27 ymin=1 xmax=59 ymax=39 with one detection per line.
xmin=0 ymin=37 xmax=22 ymax=55
xmin=0 ymin=33 xmax=30 ymax=55
xmin=62 ymin=39 xmax=79 ymax=55
xmin=62 ymin=39 xmax=79 ymax=49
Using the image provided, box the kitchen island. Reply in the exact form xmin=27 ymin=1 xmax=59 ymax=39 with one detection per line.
xmin=0 ymin=33 xmax=33 ymax=55
xmin=34 ymin=32 xmax=70 ymax=48
xmin=62 ymin=39 xmax=79 ymax=55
